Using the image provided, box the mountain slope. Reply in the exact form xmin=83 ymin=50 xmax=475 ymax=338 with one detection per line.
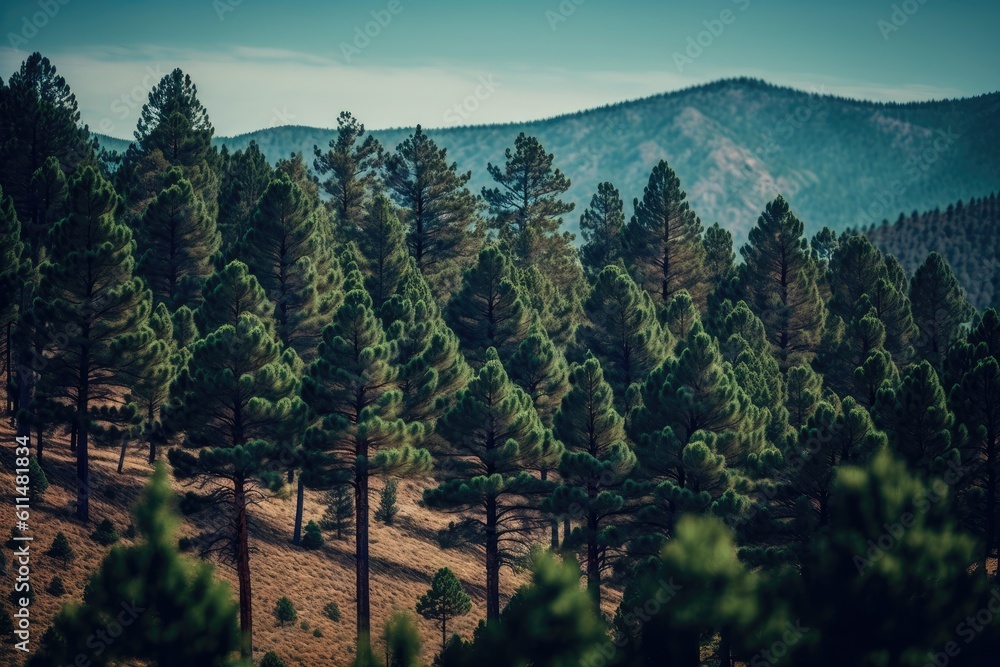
xmin=97 ymin=78 xmax=1000 ymax=240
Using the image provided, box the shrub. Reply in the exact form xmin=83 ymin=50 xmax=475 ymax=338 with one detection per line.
xmin=302 ymin=520 xmax=324 ymax=550
xmin=91 ymin=519 xmax=119 ymax=546
xmin=374 ymin=478 xmax=399 ymax=525
xmin=313 ymin=628 xmax=323 ymax=638
xmin=274 ymin=596 xmax=297 ymax=626
xmin=28 ymin=457 xmax=48 ymax=498
xmin=47 ymin=576 xmax=66 ymax=597
xmin=178 ymin=537 xmax=194 ymax=552
xmin=299 ymin=620 xmax=310 ymax=631
xmin=323 ymin=601 xmax=341 ymax=622
xmin=47 ymin=532 xmax=75 ymax=565
xmin=125 ymin=523 xmax=137 ymax=539
xmin=258 ymin=651 xmax=286 ymax=667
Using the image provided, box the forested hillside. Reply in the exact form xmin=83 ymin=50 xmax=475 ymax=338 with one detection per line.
xmin=4 ymin=52 xmax=1000 ymax=667
xmin=866 ymin=193 xmax=1000 ymax=309
xmin=97 ymin=78 xmax=1000 ymax=240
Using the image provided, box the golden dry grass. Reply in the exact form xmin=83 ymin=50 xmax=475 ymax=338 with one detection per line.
xmin=0 ymin=421 xmax=619 ymax=665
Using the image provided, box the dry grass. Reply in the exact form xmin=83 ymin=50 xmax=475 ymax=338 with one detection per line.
xmin=0 ymin=421 xmax=619 ymax=665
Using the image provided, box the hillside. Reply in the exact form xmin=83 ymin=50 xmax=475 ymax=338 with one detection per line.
xmin=865 ymin=193 xmax=1000 ymax=309
xmin=97 ymin=78 xmax=1000 ymax=240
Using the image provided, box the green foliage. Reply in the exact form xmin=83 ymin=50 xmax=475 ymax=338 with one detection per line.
xmin=91 ymin=518 xmax=120 ymax=546
xmin=324 ymin=601 xmax=342 ymax=623
xmin=579 ymin=181 xmax=625 ymax=279
xmin=46 ymin=576 xmax=65 ymax=596
xmin=46 ymin=531 xmax=74 ymax=564
xmin=28 ymin=465 xmax=241 ymax=667
xmin=302 ymin=520 xmax=324 ymax=550
xmin=274 ymin=596 xmax=297 ymax=626
xmin=417 ymin=567 xmax=473 ymax=653
xmin=374 ymin=478 xmax=400 ymax=525
xmin=321 ymin=485 xmax=355 ymax=539
xmin=355 ymin=193 xmax=410 ymax=309
xmin=909 ymin=251 xmax=975 ymax=366
xmin=314 ymin=111 xmax=382 ymax=231
xmin=383 ymin=610 xmax=422 ymax=667
xmin=506 ymin=326 xmax=569 ymax=427
xmin=217 ymin=140 xmax=273 ymax=254
xmin=259 ymin=650 xmax=287 ymax=667
xmin=740 ymin=195 xmax=826 ymax=369
xmin=623 ymin=159 xmax=707 ymax=308
xmin=27 ymin=455 xmax=47 ymax=497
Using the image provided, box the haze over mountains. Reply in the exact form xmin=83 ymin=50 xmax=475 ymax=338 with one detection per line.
xmin=97 ymin=78 xmax=1000 ymax=240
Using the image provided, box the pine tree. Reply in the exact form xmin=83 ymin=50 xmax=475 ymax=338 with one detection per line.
xmin=622 ymin=159 xmax=708 ymax=308
xmin=135 ymin=168 xmax=221 ymax=308
xmin=167 ymin=308 xmax=307 ymax=657
xmin=382 ymin=270 xmax=471 ymax=428
xmin=374 ymin=478 xmax=399 ymax=525
xmin=627 ymin=323 xmax=760 ymax=553
xmin=576 ymin=265 xmax=667 ymax=412
xmin=27 ymin=465 xmax=242 ymax=667
xmin=548 ymin=356 xmax=635 ymax=606
xmin=243 ymin=173 xmax=340 ymax=359
xmin=383 ymin=610 xmax=422 ymax=667
xmin=703 ymin=222 xmax=735 ymax=291
xmin=127 ymin=302 xmax=178 ymax=467
xmin=579 ymin=181 xmax=625 ymax=280
xmin=197 ymin=260 xmax=275 ymax=335
xmin=46 ymin=531 xmax=74 ymax=565
xmin=739 ymin=196 xmax=826 ymax=369
xmin=662 ymin=290 xmax=700 ymax=345
xmin=383 ymin=125 xmax=481 ymax=297
xmin=506 ymin=326 xmax=569 ymax=427
xmin=875 ymin=360 xmax=960 ymax=479
xmin=355 ymin=194 xmax=410 ymax=310
xmin=217 ymin=140 xmax=273 ymax=255
xmin=424 ymin=349 xmax=557 ymax=621
xmin=0 ymin=53 xmax=96 ymax=259
xmin=302 ymin=287 xmax=430 ymax=646
xmin=35 ymin=166 xmax=152 ymax=521
xmin=446 ymin=245 xmax=533 ymax=366
xmin=25 ymin=155 xmax=69 ymax=262
xmin=321 ymin=484 xmax=355 ymax=539
xmin=172 ymin=304 xmax=199 ymax=348
xmin=481 ymin=133 xmax=579 ymax=291
xmin=0 ymin=187 xmax=28 ymax=417
xmin=909 ymin=252 xmax=975 ymax=367
xmin=785 ymin=364 xmax=823 ymax=431
xmin=313 ymin=111 xmax=382 ymax=232
xmin=416 ymin=567 xmax=472 ymax=654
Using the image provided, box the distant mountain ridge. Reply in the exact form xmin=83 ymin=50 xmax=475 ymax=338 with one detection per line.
xmin=96 ymin=78 xmax=1000 ymax=240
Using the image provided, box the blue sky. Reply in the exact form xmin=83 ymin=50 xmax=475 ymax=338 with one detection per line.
xmin=2 ymin=0 xmax=997 ymax=138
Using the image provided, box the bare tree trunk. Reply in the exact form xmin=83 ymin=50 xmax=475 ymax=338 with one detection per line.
xmin=485 ymin=497 xmax=500 ymax=622
xmin=292 ymin=474 xmax=305 ymax=545
xmin=235 ymin=474 xmax=253 ymax=658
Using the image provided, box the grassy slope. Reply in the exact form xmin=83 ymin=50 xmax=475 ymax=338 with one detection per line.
xmin=0 ymin=420 xmax=619 ymax=665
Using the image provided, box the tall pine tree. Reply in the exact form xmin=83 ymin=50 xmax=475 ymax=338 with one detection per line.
xmin=579 ymin=181 xmax=625 ymax=280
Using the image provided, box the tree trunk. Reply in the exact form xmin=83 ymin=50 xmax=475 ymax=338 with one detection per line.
xmin=35 ymin=422 xmax=42 ymax=461
xmin=719 ymin=630 xmax=732 ymax=667
xmin=76 ymin=345 xmax=90 ymax=523
xmin=485 ymin=496 xmax=500 ymax=622
xmin=587 ymin=509 xmax=600 ymax=608
xmin=4 ymin=322 xmax=11 ymax=416
xmin=441 ymin=618 xmax=448 ymax=655
xmin=542 ymin=468 xmax=559 ymax=549
xmin=234 ymin=473 xmax=253 ymax=658
xmin=292 ymin=474 xmax=305 ymax=545
xmin=147 ymin=402 xmax=156 ymax=464
xmin=117 ymin=437 xmax=127 ymax=474
xmin=70 ymin=422 xmax=77 ymax=453
xmin=356 ymin=464 xmax=371 ymax=645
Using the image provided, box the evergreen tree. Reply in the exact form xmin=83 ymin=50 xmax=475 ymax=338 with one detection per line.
xmin=355 ymin=194 xmax=410 ymax=310
xmin=243 ymin=173 xmax=340 ymax=359
xmin=172 ymin=304 xmax=199 ymax=348
xmin=909 ymin=251 xmax=975 ymax=367
xmin=383 ymin=125 xmax=481 ymax=297
xmin=576 ymin=265 xmax=667 ymax=412
xmin=703 ymin=221 xmax=736 ymax=291
xmin=662 ymin=289 xmax=700 ymax=345
xmin=548 ymin=356 xmax=636 ymax=606
xmin=167 ymin=308 xmax=308 ymax=657
xmin=416 ymin=567 xmax=472 ymax=655
xmin=875 ymin=360 xmax=960 ymax=479
xmin=197 ymin=260 xmax=275 ymax=335
xmin=313 ymin=111 xmax=382 ymax=231
xmin=627 ymin=323 xmax=761 ymax=553
xmin=579 ymin=181 xmax=625 ymax=280
xmin=739 ymin=196 xmax=826 ymax=369
xmin=217 ymin=140 xmax=272 ymax=255
xmin=424 ymin=349 xmax=557 ymax=621
xmin=374 ymin=478 xmax=400 ymax=525
xmin=127 ymin=302 xmax=178 ymax=467
xmin=481 ymin=133 xmax=579 ymax=291
xmin=46 ymin=531 xmax=74 ymax=565
xmin=0 ymin=187 xmax=28 ymax=417
xmin=136 ymin=168 xmax=221 ymax=308
xmin=35 ymin=166 xmax=152 ymax=521
xmin=27 ymin=465 xmax=242 ymax=667
xmin=785 ymin=364 xmax=823 ymax=431
xmin=321 ymin=484 xmax=355 ymax=540
xmin=274 ymin=596 xmax=297 ymax=626
xmin=302 ymin=287 xmax=430 ymax=646
xmin=446 ymin=245 xmax=533 ymax=366
xmin=622 ymin=159 xmax=708 ymax=308
xmin=383 ymin=610 xmax=422 ymax=667
xmin=25 ymin=155 xmax=69 ymax=262
xmin=506 ymin=326 xmax=569 ymax=427
xmin=302 ymin=520 xmax=324 ymax=550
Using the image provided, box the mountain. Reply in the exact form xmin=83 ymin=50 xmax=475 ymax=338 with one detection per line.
xmin=865 ymin=192 xmax=1000 ymax=310
xmin=96 ymin=78 xmax=1000 ymax=240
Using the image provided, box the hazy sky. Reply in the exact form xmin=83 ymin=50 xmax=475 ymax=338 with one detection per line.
xmin=2 ymin=0 xmax=997 ymax=138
